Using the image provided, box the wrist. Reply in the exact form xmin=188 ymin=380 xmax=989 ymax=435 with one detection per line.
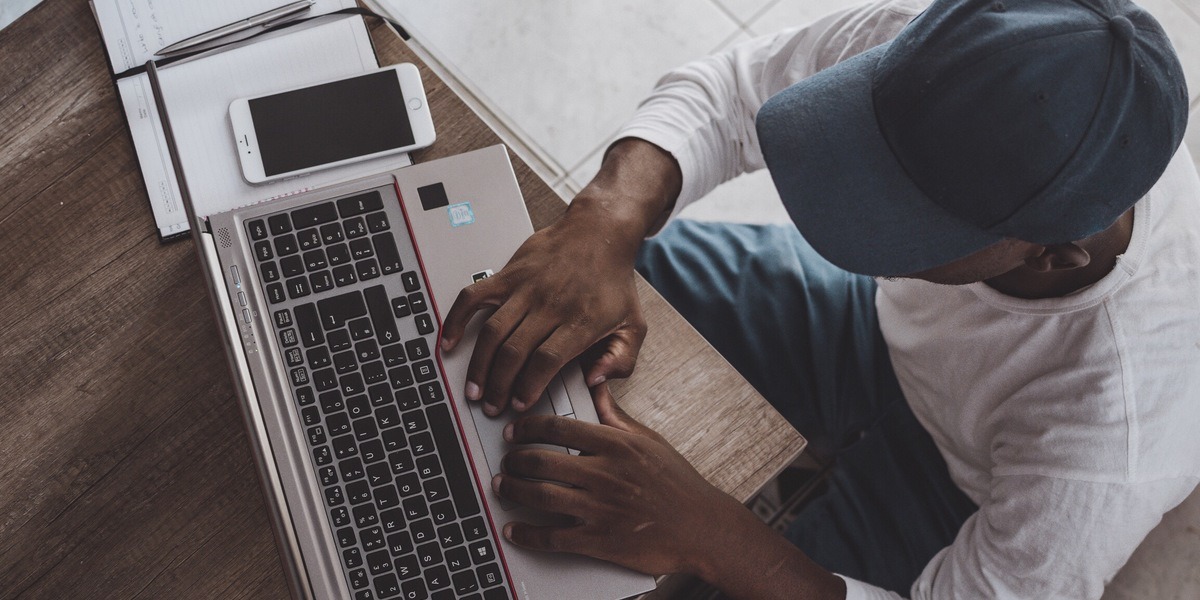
xmin=571 ymin=138 xmax=682 ymax=240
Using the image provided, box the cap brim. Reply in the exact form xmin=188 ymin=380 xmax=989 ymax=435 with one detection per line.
xmin=756 ymin=42 xmax=1004 ymax=276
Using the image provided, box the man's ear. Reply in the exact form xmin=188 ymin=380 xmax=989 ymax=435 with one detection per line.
xmin=1023 ymin=243 xmax=1091 ymax=272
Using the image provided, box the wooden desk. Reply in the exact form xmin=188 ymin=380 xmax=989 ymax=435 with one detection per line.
xmin=0 ymin=1 xmax=804 ymax=597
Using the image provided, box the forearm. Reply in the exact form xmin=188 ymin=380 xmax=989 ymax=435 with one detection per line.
xmin=692 ymin=499 xmax=847 ymax=600
xmin=565 ymin=137 xmax=682 ymax=255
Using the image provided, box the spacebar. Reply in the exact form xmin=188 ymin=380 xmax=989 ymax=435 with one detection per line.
xmin=428 ymin=404 xmax=481 ymax=518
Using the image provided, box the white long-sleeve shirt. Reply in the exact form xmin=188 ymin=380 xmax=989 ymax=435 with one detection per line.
xmin=616 ymin=1 xmax=1200 ymax=598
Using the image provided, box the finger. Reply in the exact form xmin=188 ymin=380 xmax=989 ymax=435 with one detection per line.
xmin=502 ymin=448 xmax=592 ymax=488
xmin=590 ymin=383 xmax=662 ymax=442
xmin=503 ymin=521 xmax=585 ymax=554
xmin=481 ymin=316 xmax=556 ymax=412
xmin=441 ymin=277 xmax=504 ymax=352
xmin=506 ymin=414 xmax=621 ymax=455
xmin=581 ymin=326 xmax=645 ymax=386
xmin=492 ymin=473 xmax=587 ymax=516
xmin=511 ymin=325 xmax=593 ymax=411
xmin=465 ymin=301 xmax=526 ymax=406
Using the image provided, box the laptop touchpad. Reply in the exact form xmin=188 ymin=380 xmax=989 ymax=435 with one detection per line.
xmin=468 ymin=389 xmax=571 ymax=510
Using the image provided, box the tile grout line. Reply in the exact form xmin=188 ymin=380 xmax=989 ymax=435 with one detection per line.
xmin=742 ymin=0 xmax=787 ymax=36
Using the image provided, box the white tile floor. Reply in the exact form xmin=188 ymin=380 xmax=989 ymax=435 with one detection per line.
xmin=379 ymin=0 xmax=1200 ymax=225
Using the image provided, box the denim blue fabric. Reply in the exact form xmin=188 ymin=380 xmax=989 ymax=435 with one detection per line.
xmin=636 ymin=219 xmax=978 ymax=593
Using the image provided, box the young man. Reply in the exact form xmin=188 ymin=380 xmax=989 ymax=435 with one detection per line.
xmin=440 ymin=0 xmax=1200 ymax=597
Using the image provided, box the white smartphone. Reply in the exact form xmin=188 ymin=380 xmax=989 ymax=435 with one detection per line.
xmin=229 ymin=63 xmax=436 ymax=184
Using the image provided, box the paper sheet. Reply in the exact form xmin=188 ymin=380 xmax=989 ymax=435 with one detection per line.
xmin=92 ymin=0 xmax=356 ymax=73
xmin=112 ymin=14 xmax=413 ymax=236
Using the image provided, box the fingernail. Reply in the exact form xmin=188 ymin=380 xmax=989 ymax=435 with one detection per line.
xmin=491 ymin=474 xmax=502 ymax=493
xmin=503 ymin=422 xmax=514 ymax=442
xmin=466 ymin=382 xmax=481 ymax=401
xmin=590 ymin=375 xmax=606 ymax=386
xmin=503 ymin=523 xmax=513 ymax=540
xmin=483 ymin=403 xmax=501 ymax=416
xmin=441 ymin=338 xmax=453 ymax=352
xmin=511 ymin=397 xmax=525 ymax=411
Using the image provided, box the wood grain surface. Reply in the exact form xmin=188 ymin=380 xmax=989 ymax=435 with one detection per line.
xmin=0 ymin=1 xmax=803 ymax=598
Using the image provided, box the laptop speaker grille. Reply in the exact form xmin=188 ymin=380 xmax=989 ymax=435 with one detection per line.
xmin=217 ymin=227 xmax=232 ymax=248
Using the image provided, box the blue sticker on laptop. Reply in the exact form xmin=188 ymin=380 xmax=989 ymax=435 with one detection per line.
xmin=447 ymin=202 xmax=475 ymax=227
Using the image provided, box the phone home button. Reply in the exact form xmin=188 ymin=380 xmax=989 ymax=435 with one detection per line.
xmin=407 ymin=97 xmax=423 ymax=110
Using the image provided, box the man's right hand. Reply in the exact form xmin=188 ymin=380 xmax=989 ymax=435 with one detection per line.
xmin=439 ymin=139 xmax=682 ymax=416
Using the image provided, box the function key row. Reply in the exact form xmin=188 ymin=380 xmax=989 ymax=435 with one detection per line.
xmin=247 ymin=192 xmax=384 ymax=241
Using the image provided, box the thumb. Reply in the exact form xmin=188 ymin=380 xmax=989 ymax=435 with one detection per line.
xmin=582 ymin=327 xmax=644 ymax=386
xmin=591 ymin=383 xmax=662 ymax=443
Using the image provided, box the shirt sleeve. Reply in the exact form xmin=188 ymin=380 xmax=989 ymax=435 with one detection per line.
xmin=613 ymin=0 xmax=925 ymax=225
xmin=842 ymin=474 xmax=1199 ymax=600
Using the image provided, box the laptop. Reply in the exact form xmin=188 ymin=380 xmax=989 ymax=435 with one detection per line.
xmin=194 ymin=144 xmax=657 ymax=599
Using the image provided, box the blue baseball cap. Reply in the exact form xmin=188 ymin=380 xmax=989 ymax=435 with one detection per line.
xmin=756 ymin=0 xmax=1188 ymax=276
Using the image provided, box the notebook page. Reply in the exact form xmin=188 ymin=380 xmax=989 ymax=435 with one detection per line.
xmin=93 ymin=0 xmax=356 ymax=73
xmin=116 ymin=73 xmax=187 ymax=238
xmin=155 ymin=16 xmax=413 ymax=222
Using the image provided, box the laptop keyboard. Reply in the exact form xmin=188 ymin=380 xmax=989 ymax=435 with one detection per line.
xmin=246 ymin=187 xmax=511 ymax=600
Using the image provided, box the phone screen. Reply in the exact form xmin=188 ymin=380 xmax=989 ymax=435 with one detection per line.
xmin=249 ymin=70 xmax=416 ymax=177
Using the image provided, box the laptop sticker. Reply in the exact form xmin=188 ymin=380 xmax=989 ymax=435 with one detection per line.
xmin=418 ymin=182 xmax=450 ymax=211
xmin=448 ymin=202 xmax=475 ymax=227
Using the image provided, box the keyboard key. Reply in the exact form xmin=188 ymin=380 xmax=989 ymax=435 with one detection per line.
xmin=306 ymin=347 xmax=332 ymax=370
xmin=356 ymin=339 xmax=381 ymax=362
xmin=295 ymin=386 xmax=315 ymax=406
xmin=357 ymin=258 xmax=381 ymax=281
xmin=338 ymin=191 xmax=384 ymax=217
xmin=382 ymin=509 xmax=407 ymax=534
xmin=387 ymin=530 xmax=413 ymax=556
xmin=345 ymin=217 xmax=369 ymax=239
xmin=401 ymin=577 xmax=427 ymax=600
xmin=364 ymin=362 xmax=388 ymax=385
xmin=363 ymin=527 xmax=386 ymax=553
xmin=374 ymin=233 xmax=403 ymax=275
xmin=354 ymin=416 xmax=379 ymax=442
xmin=281 ymin=255 xmax=305 ymax=278
xmin=367 ymin=550 xmax=393 ymax=575
xmin=274 ymin=233 xmax=299 ymax=257
xmin=366 ymin=211 xmax=390 ymax=233
xmin=354 ymin=502 xmax=380 ymax=528
xmin=394 ymin=469 xmax=419 ymax=492
xmin=395 ymin=388 xmax=421 ymax=411
xmin=452 ymin=570 xmax=479 ymax=595
xmin=415 ymin=313 xmax=435 ymax=335
xmin=337 ymin=526 xmax=357 ymax=548
xmin=247 ymin=219 xmax=268 ymax=240
xmin=261 ymin=261 xmax=280 ymax=282
xmin=297 ymin=228 xmax=322 ymax=251
xmin=404 ymin=496 xmax=429 ymax=520
xmin=350 ymin=567 xmax=370 ymax=590
xmin=374 ymin=481 xmax=400 ymax=509
xmin=313 ymin=368 xmax=338 ymax=392
xmin=343 ymin=547 xmax=363 ymax=569
xmin=351 ymin=238 xmax=376 ymax=260
xmin=410 ymin=432 xmax=435 ymax=456
xmin=408 ymin=292 xmax=427 ymax=314
xmin=320 ymin=465 xmax=339 ymax=486
xmin=290 ymin=367 xmax=309 ymax=386
xmin=375 ymin=405 xmax=401 ymax=430
xmin=428 ymin=405 xmax=481 ymax=517
xmin=279 ymin=328 xmax=298 ymax=347
xmin=273 ymin=309 xmax=292 ymax=328
xmin=348 ymin=480 xmax=372 ymax=505
xmin=401 ymin=271 xmax=421 ymax=293
xmin=364 ymin=286 xmax=402 ymax=346
xmin=328 ymin=243 xmax=352 ymax=265
xmin=424 ymin=564 xmax=450 ymax=591
xmin=446 ymin=546 xmax=471 ymax=571
xmin=266 ymin=283 xmax=286 ymax=304
xmin=478 ymin=565 xmax=505 ymax=591
xmin=333 ymin=434 xmax=358 ymax=459
xmin=389 ymin=365 xmax=414 ymax=390
xmin=383 ymin=345 xmax=407 ymax=368
xmin=396 ymin=554 xmax=420 ymax=580
xmin=462 ymin=517 xmax=488 ymax=541
xmin=321 ymin=222 xmax=345 ymax=244
xmin=348 ymin=395 xmax=372 ymax=419
xmin=361 ymin=439 xmax=387 ymax=465
xmin=339 ymin=457 xmax=365 ymax=482
xmin=403 ymin=410 xmax=428 ymax=434
xmin=391 ymin=296 xmax=411 ymax=318
xmin=334 ymin=264 xmax=359 ymax=287
xmin=307 ymin=425 xmax=326 ymax=446
xmin=413 ymin=360 xmax=437 ymax=383
xmin=341 ymin=372 xmax=366 ymax=396
xmin=318 ymin=291 xmax=368 ymax=330
xmin=430 ymin=500 xmax=456 ymax=526
xmin=327 ymin=412 xmax=351 ymax=435
xmin=334 ymin=351 xmax=359 ymax=375
xmin=292 ymin=202 xmax=338 ymax=229
xmin=302 ymin=406 xmax=321 ymax=427
xmin=294 ymin=303 xmax=324 ymax=347
xmin=369 ymin=383 xmax=393 ymax=408
xmin=254 ymin=240 xmax=274 ymax=262
xmin=405 ymin=339 xmax=430 ymax=361
xmin=356 ymin=589 xmax=373 ymax=600
xmin=310 ymin=270 xmax=334 ymax=294
xmin=325 ymin=485 xmax=344 ymax=507
xmin=417 ymin=455 xmax=442 ymax=479
xmin=268 ymin=214 xmax=292 ymax=235
xmin=286 ymin=276 xmax=310 ymax=300
xmin=328 ymin=329 xmax=353 ymax=352
xmin=332 ymin=506 xmax=352 ymax=527
xmin=382 ymin=426 xmax=407 ymax=452
xmin=468 ymin=541 xmax=495 ymax=565
xmin=303 ymin=249 xmax=328 ymax=271
xmin=349 ymin=317 xmax=374 ymax=341
xmin=418 ymin=382 xmax=444 ymax=405
xmin=374 ymin=572 xmax=401 ymax=598
xmin=285 ymin=347 xmax=304 ymax=367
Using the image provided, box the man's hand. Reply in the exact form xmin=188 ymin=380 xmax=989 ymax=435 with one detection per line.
xmin=440 ymin=139 xmax=681 ymax=416
xmin=493 ymin=385 xmax=847 ymax=600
